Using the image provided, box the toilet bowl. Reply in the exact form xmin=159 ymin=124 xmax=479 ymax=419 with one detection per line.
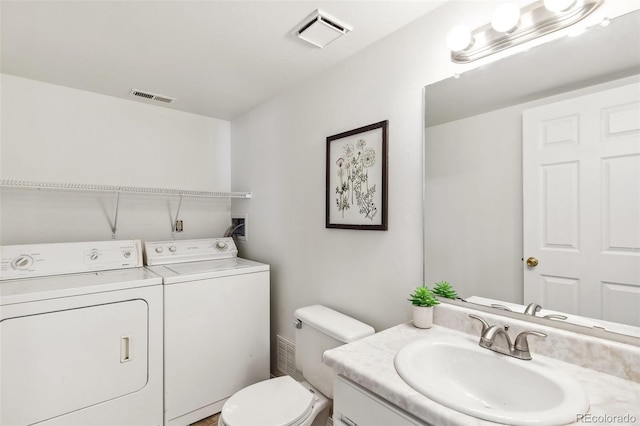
xmin=218 ymin=376 xmax=330 ymax=426
xmin=218 ymin=305 xmax=374 ymax=426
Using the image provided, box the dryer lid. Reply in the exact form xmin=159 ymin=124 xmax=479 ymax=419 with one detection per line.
xmin=221 ymin=376 xmax=313 ymax=426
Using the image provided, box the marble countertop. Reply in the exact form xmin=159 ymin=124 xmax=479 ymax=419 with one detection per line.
xmin=323 ymin=322 xmax=640 ymax=426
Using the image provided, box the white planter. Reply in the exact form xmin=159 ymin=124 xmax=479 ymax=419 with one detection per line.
xmin=412 ymin=305 xmax=434 ymax=329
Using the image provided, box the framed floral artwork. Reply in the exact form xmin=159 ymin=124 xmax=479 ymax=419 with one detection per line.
xmin=326 ymin=120 xmax=388 ymax=230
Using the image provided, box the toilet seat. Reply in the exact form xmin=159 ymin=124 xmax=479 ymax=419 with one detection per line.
xmin=220 ymin=376 xmax=314 ymax=426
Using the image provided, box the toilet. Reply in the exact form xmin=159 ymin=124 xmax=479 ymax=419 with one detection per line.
xmin=218 ymin=305 xmax=375 ymax=426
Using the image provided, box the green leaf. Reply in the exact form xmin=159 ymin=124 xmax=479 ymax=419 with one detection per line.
xmin=408 ymin=285 xmax=439 ymax=307
xmin=432 ymin=280 xmax=458 ymax=299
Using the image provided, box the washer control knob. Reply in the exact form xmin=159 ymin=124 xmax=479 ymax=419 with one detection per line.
xmin=11 ymin=255 xmax=34 ymax=270
xmin=89 ymin=250 xmax=100 ymax=261
xmin=123 ymin=251 xmax=132 ymax=258
xmin=215 ymin=241 xmax=228 ymax=251
xmin=155 ymin=247 xmax=164 ymax=253
xmin=169 ymin=246 xmax=177 ymax=253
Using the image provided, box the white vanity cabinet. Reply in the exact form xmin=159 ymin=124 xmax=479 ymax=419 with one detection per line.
xmin=333 ymin=375 xmax=428 ymax=426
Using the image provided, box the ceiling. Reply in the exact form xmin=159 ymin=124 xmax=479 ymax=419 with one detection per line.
xmin=1 ymin=1 xmax=445 ymax=120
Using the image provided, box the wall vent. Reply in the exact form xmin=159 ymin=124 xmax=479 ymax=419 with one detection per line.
xmin=276 ymin=335 xmax=303 ymax=380
xmin=292 ymin=9 xmax=352 ymax=48
xmin=129 ymin=89 xmax=176 ymax=104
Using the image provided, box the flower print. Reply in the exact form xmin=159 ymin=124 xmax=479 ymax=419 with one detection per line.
xmin=361 ymin=148 xmax=375 ymax=168
xmin=336 ymin=158 xmax=345 ymax=178
xmin=334 ymin=135 xmax=378 ymax=222
xmin=343 ymin=143 xmax=354 ymax=158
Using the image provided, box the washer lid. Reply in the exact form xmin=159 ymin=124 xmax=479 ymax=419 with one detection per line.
xmin=147 ymin=257 xmax=269 ymax=284
xmin=221 ymin=376 xmax=313 ymax=426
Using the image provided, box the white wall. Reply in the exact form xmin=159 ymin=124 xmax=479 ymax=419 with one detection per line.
xmin=230 ymin=1 xmax=507 ymax=373
xmin=1 ymin=74 xmax=231 ymax=244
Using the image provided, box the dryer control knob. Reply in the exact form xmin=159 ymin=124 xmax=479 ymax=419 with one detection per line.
xmin=215 ymin=241 xmax=228 ymax=251
xmin=155 ymin=247 xmax=164 ymax=253
xmin=90 ymin=252 xmax=100 ymax=261
xmin=11 ymin=255 xmax=34 ymax=270
xmin=169 ymin=246 xmax=177 ymax=253
xmin=123 ymin=251 xmax=132 ymax=258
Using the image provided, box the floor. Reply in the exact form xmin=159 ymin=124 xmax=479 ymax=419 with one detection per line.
xmin=191 ymin=412 xmax=219 ymax=426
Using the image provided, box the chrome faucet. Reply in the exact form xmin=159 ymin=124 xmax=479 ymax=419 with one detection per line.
xmin=524 ymin=302 xmax=568 ymax=320
xmin=524 ymin=303 xmax=542 ymax=315
xmin=469 ymin=314 xmax=547 ymax=360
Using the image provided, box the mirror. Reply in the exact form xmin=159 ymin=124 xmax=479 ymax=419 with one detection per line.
xmin=423 ymin=10 xmax=640 ymax=342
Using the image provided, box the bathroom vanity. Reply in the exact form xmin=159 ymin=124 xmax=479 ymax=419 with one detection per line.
xmin=324 ymin=303 xmax=640 ymax=426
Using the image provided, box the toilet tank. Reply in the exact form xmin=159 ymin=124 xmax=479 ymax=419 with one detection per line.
xmin=294 ymin=305 xmax=374 ymax=399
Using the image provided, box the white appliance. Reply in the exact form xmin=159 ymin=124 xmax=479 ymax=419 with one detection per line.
xmin=0 ymin=240 xmax=163 ymax=426
xmin=144 ymin=237 xmax=270 ymax=426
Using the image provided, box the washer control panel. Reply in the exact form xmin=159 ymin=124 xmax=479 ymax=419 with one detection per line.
xmin=144 ymin=238 xmax=238 ymax=266
xmin=0 ymin=240 xmax=142 ymax=280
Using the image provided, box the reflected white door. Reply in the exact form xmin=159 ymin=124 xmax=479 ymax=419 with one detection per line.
xmin=523 ymin=81 xmax=640 ymax=327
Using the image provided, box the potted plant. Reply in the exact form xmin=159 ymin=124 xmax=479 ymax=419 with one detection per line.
xmin=408 ymin=286 xmax=439 ymax=328
xmin=432 ymin=280 xmax=458 ymax=300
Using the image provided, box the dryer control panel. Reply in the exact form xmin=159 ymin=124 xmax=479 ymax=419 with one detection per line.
xmin=0 ymin=240 xmax=143 ymax=280
xmin=144 ymin=237 xmax=238 ymax=266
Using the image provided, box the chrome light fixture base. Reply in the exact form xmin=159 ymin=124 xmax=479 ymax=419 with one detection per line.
xmin=451 ymin=0 xmax=603 ymax=64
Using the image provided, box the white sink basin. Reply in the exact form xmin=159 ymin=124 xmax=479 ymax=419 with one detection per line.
xmin=394 ymin=335 xmax=589 ymax=425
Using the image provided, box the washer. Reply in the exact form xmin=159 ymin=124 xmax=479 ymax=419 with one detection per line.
xmin=0 ymin=240 xmax=163 ymax=426
xmin=144 ymin=237 xmax=270 ymax=426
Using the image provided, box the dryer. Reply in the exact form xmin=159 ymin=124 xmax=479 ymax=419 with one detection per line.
xmin=144 ymin=237 xmax=270 ymax=426
xmin=0 ymin=240 xmax=163 ymax=426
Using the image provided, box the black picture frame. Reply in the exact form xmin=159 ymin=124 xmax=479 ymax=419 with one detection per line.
xmin=326 ymin=120 xmax=388 ymax=230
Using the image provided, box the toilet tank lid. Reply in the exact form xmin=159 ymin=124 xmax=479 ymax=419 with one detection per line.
xmin=294 ymin=305 xmax=375 ymax=343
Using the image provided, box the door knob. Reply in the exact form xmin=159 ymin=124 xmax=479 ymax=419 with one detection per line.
xmin=526 ymin=257 xmax=539 ymax=267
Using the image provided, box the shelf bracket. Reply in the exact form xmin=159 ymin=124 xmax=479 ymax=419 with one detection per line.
xmin=171 ymin=194 xmax=184 ymax=240
xmin=111 ymin=191 xmax=121 ymax=239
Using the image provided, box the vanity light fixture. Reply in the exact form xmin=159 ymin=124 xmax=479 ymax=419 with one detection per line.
xmin=544 ymin=0 xmax=576 ymax=13
xmin=447 ymin=0 xmax=603 ymax=63
xmin=446 ymin=25 xmax=474 ymax=52
xmin=491 ymin=2 xmax=521 ymax=33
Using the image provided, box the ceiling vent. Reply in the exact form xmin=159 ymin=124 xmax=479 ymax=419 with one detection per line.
xmin=129 ymin=89 xmax=176 ymax=104
xmin=292 ymin=9 xmax=352 ymax=48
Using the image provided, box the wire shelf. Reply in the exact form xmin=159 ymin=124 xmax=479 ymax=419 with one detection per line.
xmin=0 ymin=179 xmax=252 ymax=199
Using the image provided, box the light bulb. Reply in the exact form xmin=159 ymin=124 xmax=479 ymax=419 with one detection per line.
xmin=447 ymin=25 xmax=472 ymax=52
xmin=492 ymin=3 xmax=521 ymax=33
xmin=543 ymin=0 xmax=576 ymax=13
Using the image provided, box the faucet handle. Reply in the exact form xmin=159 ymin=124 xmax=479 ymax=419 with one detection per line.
xmin=490 ymin=304 xmax=513 ymax=311
xmin=543 ymin=314 xmax=568 ymax=320
xmin=513 ymin=330 xmax=547 ymax=360
xmin=468 ymin=314 xmax=490 ymax=334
